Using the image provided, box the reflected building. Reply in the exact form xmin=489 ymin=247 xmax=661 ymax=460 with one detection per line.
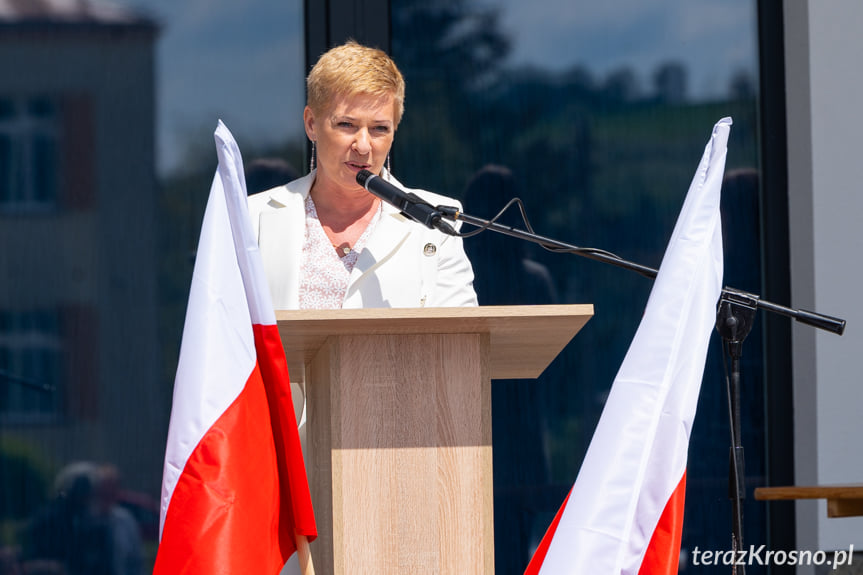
xmin=0 ymin=0 xmax=163 ymax=545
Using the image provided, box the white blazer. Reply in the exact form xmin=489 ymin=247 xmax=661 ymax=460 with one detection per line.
xmin=247 ymin=169 xmax=478 ymax=310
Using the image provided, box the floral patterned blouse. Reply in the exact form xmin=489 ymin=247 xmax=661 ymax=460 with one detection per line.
xmin=298 ymin=195 xmax=381 ymax=309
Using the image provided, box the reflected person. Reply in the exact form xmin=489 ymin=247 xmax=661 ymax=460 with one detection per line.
xmin=21 ymin=463 xmax=112 ymax=575
xmin=95 ymin=465 xmax=143 ymax=575
xmin=462 ymin=164 xmax=558 ymax=306
xmin=462 ymin=164 xmax=558 ymax=572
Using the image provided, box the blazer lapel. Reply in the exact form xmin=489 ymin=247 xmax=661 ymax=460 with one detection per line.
xmin=257 ymin=176 xmax=312 ymax=310
xmin=344 ymin=203 xmax=412 ymax=304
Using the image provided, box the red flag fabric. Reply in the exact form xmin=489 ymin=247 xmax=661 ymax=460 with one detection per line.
xmin=525 ymin=118 xmax=730 ymax=575
xmin=155 ymin=121 xmax=316 ymax=574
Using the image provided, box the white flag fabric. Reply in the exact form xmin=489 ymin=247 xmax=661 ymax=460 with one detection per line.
xmin=526 ymin=117 xmax=730 ymax=575
xmin=155 ymin=121 xmax=315 ymax=573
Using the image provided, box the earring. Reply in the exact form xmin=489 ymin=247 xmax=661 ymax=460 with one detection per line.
xmin=386 ymin=153 xmax=391 ymax=173
xmin=309 ymin=141 xmax=316 ymax=172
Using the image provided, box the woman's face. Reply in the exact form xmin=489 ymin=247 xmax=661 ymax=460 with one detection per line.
xmin=305 ymin=92 xmax=396 ymax=196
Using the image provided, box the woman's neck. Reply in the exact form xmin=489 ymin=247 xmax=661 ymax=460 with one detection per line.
xmin=310 ymin=178 xmax=380 ymax=233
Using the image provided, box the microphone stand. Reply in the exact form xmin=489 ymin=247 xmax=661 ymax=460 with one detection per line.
xmin=716 ymin=289 xmax=757 ymax=574
xmin=435 ymin=203 xmax=845 ymax=572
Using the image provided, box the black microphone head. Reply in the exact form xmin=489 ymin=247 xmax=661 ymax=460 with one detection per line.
xmin=356 ymin=169 xmax=375 ymax=188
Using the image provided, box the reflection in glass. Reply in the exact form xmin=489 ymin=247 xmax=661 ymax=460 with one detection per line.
xmin=0 ymin=97 xmax=59 ymax=212
xmin=392 ymin=0 xmax=764 ymax=572
xmin=0 ymin=309 xmax=62 ymax=422
xmin=1 ymin=1 xmax=304 ymax=572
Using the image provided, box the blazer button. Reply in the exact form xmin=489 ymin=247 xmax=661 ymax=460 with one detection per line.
xmin=423 ymin=243 xmax=437 ymax=256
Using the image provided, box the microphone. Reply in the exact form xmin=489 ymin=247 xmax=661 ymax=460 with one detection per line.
xmin=356 ymin=169 xmax=456 ymax=236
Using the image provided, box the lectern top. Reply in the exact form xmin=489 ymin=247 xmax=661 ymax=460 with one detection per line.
xmin=276 ymin=304 xmax=593 ymax=381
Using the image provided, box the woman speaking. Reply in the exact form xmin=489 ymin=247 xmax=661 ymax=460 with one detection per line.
xmin=248 ymin=41 xmax=478 ymax=310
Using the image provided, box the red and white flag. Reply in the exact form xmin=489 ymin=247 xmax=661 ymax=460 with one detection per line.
xmin=525 ymin=118 xmax=731 ymax=575
xmin=155 ymin=121 xmax=316 ymax=574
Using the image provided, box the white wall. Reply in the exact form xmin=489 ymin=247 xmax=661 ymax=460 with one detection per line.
xmin=785 ymin=0 xmax=863 ymax=561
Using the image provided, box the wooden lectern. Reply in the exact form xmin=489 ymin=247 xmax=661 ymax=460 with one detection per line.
xmin=277 ymin=304 xmax=593 ymax=574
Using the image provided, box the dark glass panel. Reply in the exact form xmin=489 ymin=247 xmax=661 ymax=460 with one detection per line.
xmin=392 ymin=1 xmax=766 ymax=572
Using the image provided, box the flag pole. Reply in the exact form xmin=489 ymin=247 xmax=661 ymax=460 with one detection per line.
xmin=296 ymin=533 xmax=315 ymax=575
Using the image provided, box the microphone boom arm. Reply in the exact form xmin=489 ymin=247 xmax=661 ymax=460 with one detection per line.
xmin=435 ymin=205 xmax=846 ymax=335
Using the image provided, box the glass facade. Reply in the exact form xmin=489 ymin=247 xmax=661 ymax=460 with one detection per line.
xmin=0 ymin=1 xmax=305 ymax=572
xmin=0 ymin=0 xmax=784 ymax=573
xmin=390 ymin=1 xmax=767 ymax=572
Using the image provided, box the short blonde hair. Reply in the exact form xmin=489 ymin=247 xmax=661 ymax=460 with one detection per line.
xmin=306 ymin=40 xmax=406 ymax=125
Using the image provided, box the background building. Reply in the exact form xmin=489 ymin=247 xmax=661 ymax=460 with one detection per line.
xmin=0 ymin=0 xmax=163 ymax=569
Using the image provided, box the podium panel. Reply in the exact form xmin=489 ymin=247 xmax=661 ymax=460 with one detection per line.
xmin=277 ymin=305 xmax=592 ymax=574
xmin=308 ymin=333 xmax=492 ymax=573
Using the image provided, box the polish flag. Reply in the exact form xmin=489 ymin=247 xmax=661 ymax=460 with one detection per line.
xmin=154 ymin=121 xmax=316 ymax=573
xmin=525 ymin=118 xmax=730 ymax=575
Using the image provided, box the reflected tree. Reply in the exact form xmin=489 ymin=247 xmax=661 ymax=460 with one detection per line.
xmin=653 ymin=60 xmax=689 ymax=103
xmin=602 ymin=67 xmax=641 ymax=103
xmin=391 ymin=0 xmax=511 ymax=195
xmin=728 ymin=68 xmax=757 ymax=100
